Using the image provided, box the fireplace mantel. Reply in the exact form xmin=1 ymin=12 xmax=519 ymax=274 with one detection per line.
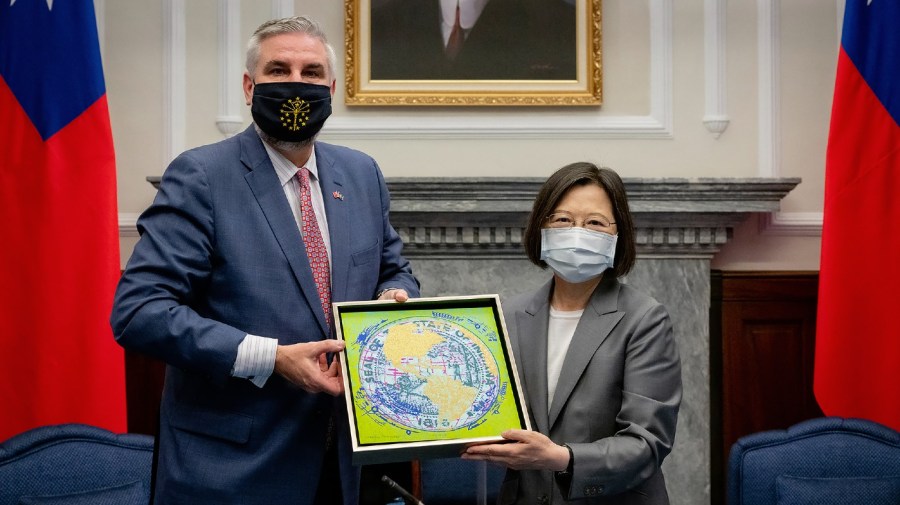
xmin=382 ymin=177 xmax=800 ymax=258
xmin=148 ymin=176 xmax=800 ymax=258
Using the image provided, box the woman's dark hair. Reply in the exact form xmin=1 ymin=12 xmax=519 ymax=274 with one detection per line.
xmin=523 ymin=162 xmax=636 ymax=278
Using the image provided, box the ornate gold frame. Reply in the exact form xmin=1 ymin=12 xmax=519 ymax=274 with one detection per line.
xmin=344 ymin=0 xmax=602 ymax=106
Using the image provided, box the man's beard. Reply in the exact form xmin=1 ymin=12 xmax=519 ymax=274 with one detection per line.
xmin=254 ymin=123 xmax=317 ymax=151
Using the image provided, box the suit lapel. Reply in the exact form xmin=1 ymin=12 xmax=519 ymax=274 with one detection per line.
xmin=240 ymin=129 xmax=329 ymax=337
xmin=517 ymin=281 xmax=552 ymax=435
xmin=316 ymin=145 xmax=350 ymax=305
xmin=548 ymin=278 xmax=624 ymax=428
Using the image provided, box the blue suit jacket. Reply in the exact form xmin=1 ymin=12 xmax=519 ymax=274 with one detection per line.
xmin=111 ymin=126 xmax=419 ymax=504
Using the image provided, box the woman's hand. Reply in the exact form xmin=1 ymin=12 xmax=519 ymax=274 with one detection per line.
xmin=461 ymin=429 xmax=570 ymax=471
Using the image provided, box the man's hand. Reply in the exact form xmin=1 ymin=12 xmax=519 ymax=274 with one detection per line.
xmin=377 ymin=288 xmax=410 ymax=302
xmin=461 ymin=430 xmax=570 ymax=471
xmin=274 ymin=340 xmax=345 ymax=396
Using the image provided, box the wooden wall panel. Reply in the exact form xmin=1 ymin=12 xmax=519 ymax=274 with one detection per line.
xmin=124 ymin=351 xmax=165 ymax=436
xmin=711 ymin=271 xmax=821 ymax=504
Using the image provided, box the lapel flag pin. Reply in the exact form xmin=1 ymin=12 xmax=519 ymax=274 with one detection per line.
xmin=332 ymin=191 xmax=344 ymax=200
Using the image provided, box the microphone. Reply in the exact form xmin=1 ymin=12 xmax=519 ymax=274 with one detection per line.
xmin=381 ymin=475 xmax=425 ymax=505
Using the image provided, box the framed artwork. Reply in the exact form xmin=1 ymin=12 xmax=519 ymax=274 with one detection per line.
xmin=344 ymin=0 xmax=602 ymax=106
xmin=333 ymin=295 xmax=531 ymax=464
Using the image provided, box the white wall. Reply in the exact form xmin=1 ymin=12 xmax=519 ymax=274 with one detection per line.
xmin=103 ymin=0 xmax=838 ymax=270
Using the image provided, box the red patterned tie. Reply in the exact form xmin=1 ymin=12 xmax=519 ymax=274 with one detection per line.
xmin=445 ymin=5 xmax=464 ymax=61
xmin=297 ymin=168 xmax=331 ymax=330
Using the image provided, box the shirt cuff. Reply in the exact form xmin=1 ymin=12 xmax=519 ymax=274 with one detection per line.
xmin=232 ymin=334 xmax=277 ymax=388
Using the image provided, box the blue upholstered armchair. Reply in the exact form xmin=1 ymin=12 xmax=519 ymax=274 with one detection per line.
xmin=0 ymin=424 xmax=154 ymax=505
xmin=727 ymin=417 xmax=900 ymax=505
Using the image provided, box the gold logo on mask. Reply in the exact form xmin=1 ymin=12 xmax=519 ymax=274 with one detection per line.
xmin=280 ymin=98 xmax=310 ymax=131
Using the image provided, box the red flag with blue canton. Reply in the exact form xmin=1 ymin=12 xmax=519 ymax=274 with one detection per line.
xmin=0 ymin=0 xmax=126 ymax=440
xmin=815 ymin=0 xmax=900 ymax=431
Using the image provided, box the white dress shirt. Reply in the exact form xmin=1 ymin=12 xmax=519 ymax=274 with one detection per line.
xmin=440 ymin=0 xmax=490 ymax=46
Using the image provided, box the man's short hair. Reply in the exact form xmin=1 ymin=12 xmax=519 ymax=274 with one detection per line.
xmin=245 ymin=16 xmax=336 ymax=81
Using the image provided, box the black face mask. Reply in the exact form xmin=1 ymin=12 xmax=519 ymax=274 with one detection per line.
xmin=250 ymin=81 xmax=332 ymax=142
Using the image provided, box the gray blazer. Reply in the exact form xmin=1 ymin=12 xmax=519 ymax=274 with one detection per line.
xmin=499 ymin=276 xmax=682 ymax=505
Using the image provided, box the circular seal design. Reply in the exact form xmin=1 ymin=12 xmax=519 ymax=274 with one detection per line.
xmin=357 ymin=317 xmax=501 ymax=432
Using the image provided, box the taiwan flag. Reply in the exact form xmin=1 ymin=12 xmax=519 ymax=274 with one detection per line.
xmin=815 ymin=0 xmax=900 ymax=431
xmin=0 ymin=0 xmax=126 ymax=440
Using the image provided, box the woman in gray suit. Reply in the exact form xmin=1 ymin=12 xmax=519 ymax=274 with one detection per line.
xmin=463 ymin=162 xmax=682 ymax=504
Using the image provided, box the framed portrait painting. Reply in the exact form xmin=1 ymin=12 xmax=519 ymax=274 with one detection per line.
xmin=344 ymin=0 xmax=602 ymax=106
xmin=333 ymin=295 xmax=531 ymax=464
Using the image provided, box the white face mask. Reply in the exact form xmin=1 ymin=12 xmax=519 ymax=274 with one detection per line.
xmin=540 ymin=227 xmax=617 ymax=284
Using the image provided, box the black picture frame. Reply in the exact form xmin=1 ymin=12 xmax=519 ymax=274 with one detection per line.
xmin=333 ymin=294 xmax=531 ymax=464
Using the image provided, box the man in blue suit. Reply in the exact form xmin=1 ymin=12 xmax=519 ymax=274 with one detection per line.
xmin=111 ymin=16 xmax=419 ymax=505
